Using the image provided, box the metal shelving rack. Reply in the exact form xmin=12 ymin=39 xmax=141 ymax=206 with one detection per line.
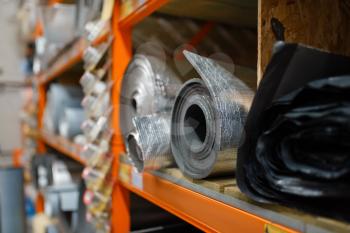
xmin=34 ymin=1 xmax=350 ymax=233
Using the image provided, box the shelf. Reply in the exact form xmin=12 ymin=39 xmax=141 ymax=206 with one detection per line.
xmin=36 ymin=33 xmax=108 ymax=85
xmin=119 ymin=161 xmax=350 ymax=233
xmin=41 ymin=130 xmax=86 ymax=165
xmin=119 ymin=0 xmax=169 ymax=28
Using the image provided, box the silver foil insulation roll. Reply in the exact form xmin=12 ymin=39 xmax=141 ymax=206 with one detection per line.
xmin=171 ymin=51 xmax=254 ymax=179
xmin=119 ymin=54 xmax=181 ymax=140
xmin=126 ymin=114 xmax=172 ymax=172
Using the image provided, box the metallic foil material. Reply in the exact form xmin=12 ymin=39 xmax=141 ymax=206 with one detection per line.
xmin=171 ymin=51 xmax=253 ymax=179
xmin=119 ymin=54 xmax=181 ymax=141
xmin=126 ymin=114 xmax=172 ymax=172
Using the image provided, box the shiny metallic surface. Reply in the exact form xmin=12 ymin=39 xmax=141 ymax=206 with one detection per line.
xmin=171 ymin=51 xmax=253 ymax=179
xmin=126 ymin=114 xmax=172 ymax=172
xmin=119 ymin=54 xmax=181 ymax=141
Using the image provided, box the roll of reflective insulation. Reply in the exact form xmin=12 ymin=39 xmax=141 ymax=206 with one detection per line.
xmin=171 ymin=51 xmax=253 ymax=179
xmin=59 ymin=107 xmax=86 ymax=139
xmin=43 ymin=84 xmax=83 ymax=134
xmin=126 ymin=114 xmax=172 ymax=172
xmin=119 ymin=54 xmax=181 ymax=140
xmin=0 ymin=168 xmax=26 ymax=233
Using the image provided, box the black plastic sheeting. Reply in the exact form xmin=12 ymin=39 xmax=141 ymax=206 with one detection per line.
xmin=236 ymin=42 xmax=350 ymax=221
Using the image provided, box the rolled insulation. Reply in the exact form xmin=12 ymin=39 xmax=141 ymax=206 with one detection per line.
xmin=171 ymin=51 xmax=253 ymax=179
xmin=126 ymin=114 xmax=172 ymax=172
xmin=119 ymin=54 xmax=181 ymax=140
xmin=59 ymin=107 xmax=86 ymax=139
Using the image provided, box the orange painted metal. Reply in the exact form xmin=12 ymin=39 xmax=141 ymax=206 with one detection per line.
xmin=37 ymin=83 xmax=47 ymax=154
xmin=111 ymin=1 xmax=133 ymax=232
xmin=36 ymin=193 xmax=45 ymax=213
xmin=12 ymin=148 xmax=22 ymax=167
xmin=188 ymin=22 xmax=215 ymax=47
xmin=120 ymin=164 xmax=299 ymax=233
xmin=119 ymin=0 xmax=169 ymax=28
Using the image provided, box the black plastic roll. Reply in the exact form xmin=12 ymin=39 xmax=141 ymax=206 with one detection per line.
xmin=171 ymin=51 xmax=253 ymax=179
xmin=119 ymin=54 xmax=181 ymax=141
xmin=237 ymin=42 xmax=350 ymax=221
xmin=126 ymin=113 xmax=172 ymax=172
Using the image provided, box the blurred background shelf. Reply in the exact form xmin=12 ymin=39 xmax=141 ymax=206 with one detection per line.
xmin=36 ymin=33 xmax=108 ymax=85
xmin=41 ymin=130 xmax=86 ymax=165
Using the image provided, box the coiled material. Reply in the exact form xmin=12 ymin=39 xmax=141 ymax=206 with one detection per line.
xmin=171 ymin=51 xmax=253 ymax=179
xmin=59 ymin=107 xmax=86 ymax=139
xmin=126 ymin=114 xmax=172 ymax=172
xmin=119 ymin=54 xmax=181 ymax=140
xmin=237 ymin=42 xmax=350 ymax=221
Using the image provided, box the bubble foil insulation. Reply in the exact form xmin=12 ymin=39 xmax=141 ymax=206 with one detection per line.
xmin=120 ymin=54 xmax=181 ymax=141
xmin=126 ymin=114 xmax=172 ymax=172
xmin=171 ymin=51 xmax=253 ymax=179
xmin=236 ymin=42 xmax=350 ymax=222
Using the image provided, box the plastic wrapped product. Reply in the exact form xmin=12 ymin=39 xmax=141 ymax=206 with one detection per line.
xmin=82 ymin=90 xmax=110 ymax=118
xmin=126 ymin=114 xmax=172 ymax=172
xmin=236 ymin=42 xmax=350 ymax=221
xmin=83 ymin=38 xmax=113 ymax=71
xmin=59 ymin=107 xmax=86 ymax=139
xmin=40 ymin=4 xmax=76 ymax=46
xmin=119 ymin=54 xmax=181 ymax=141
xmin=171 ymin=51 xmax=253 ymax=179
xmin=43 ymin=84 xmax=83 ymax=134
xmin=80 ymin=71 xmax=97 ymax=94
xmin=81 ymin=113 xmax=110 ymax=142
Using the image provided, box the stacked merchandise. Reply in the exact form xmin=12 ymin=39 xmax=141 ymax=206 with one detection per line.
xmin=42 ymin=83 xmax=85 ymax=141
xmin=122 ymin=50 xmax=254 ymax=179
xmin=34 ymin=1 xmax=104 ymax=74
xmin=79 ymin=2 xmax=114 ymax=231
xmin=120 ymin=52 xmax=182 ymax=172
xmin=31 ymin=154 xmax=81 ymax=232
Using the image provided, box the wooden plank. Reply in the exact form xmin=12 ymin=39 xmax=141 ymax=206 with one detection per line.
xmin=258 ymin=0 xmax=350 ymax=82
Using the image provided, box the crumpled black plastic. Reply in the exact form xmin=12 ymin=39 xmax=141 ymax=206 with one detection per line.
xmin=236 ymin=42 xmax=350 ymax=221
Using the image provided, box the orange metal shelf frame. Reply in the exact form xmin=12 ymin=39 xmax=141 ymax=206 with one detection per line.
xmin=36 ymin=33 xmax=108 ymax=85
xmin=119 ymin=163 xmax=299 ymax=233
xmin=40 ymin=130 xmax=87 ymax=165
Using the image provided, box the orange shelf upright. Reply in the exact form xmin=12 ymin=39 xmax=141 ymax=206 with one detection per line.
xmin=110 ymin=1 xmax=132 ymax=232
xmin=119 ymin=0 xmax=169 ymax=28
